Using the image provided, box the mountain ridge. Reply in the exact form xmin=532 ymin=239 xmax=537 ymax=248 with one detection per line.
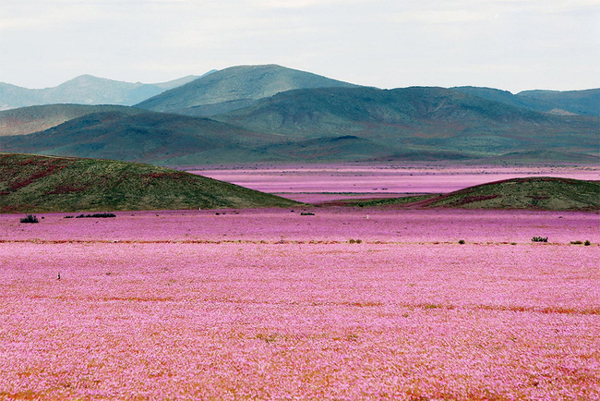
xmin=0 ymin=74 xmax=202 ymax=110
xmin=136 ymin=64 xmax=360 ymax=116
xmin=454 ymin=86 xmax=600 ymax=116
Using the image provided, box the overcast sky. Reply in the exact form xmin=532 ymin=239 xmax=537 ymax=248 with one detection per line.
xmin=1 ymin=0 xmax=598 ymax=92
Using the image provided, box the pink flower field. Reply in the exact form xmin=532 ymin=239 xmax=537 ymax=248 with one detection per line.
xmin=193 ymin=164 xmax=600 ymax=198
xmin=1 ymin=208 xmax=599 ymax=400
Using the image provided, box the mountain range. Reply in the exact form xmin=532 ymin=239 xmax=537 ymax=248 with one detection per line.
xmin=0 ymin=73 xmax=208 ymax=110
xmin=0 ymin=64 xmax=598 ymax=165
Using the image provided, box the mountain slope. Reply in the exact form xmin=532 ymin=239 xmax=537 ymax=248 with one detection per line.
xmin=517 ymin=89 xmax=600 ymax=116
xmin=0 ymin=75 xmax=200 ymax=109
xmin=455 ymin=86 xmax=600 ymax=116
xmin=0 ymin=104 xmax=143 ymax=136
xmin=3 ymin=86 xmax=596 ymax=165
xmin=0 ymin=153 xmax=298 ymax=213
xmin=0 ymin=111 xmax=290 ymax=165
xmin=453 ymin=87 xmax=554 ymax=113
xmin=136 ymin=64 xmax=359 ymax=116
xmin=216 ymin=86 xmax=598 ymax=158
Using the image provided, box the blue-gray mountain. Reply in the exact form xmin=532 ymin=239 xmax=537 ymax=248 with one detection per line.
xmin=454 ymin=87 xmax=600 ymax=117
xmin=2 ymin=86 xmax=596 ymax=165
xmin=1 ymin=65 xmax=597 ymax=165
xmin=135 ymin=64 xmax=360 ymax=116
xmin=0 ymin=74 xmax=204 ymax=110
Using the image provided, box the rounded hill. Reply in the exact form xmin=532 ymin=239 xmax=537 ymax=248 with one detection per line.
xmin=0 ymin=153 xmax=299 ymax=213
xmin=421 ymin=177 xmax=600 ymax=210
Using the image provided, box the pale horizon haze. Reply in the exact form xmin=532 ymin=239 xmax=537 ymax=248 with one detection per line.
xmin=1 ymin=0 xmax=599 ymax=93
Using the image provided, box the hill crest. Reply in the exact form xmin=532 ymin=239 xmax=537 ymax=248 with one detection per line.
xmin=0 ymin=153 xmax=298 ymax=213
xmin=420 ymin=177 xmax=600 ymax=210
xmin=136 ymin=64 xmax=359 ymax=115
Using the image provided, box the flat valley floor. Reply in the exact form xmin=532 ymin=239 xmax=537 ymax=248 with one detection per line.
xmin=1 ymin=207 xmax=598 ymax=400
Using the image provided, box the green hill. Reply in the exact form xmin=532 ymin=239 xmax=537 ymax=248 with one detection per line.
xmin=454 ymin=87 xmax=600 ymax=117
xmin=0 ymin=153 xmax=299 ymax=213
xmin=0 ymin=111 xmax=290 ymax=165
xmin=517 ymin=89 xmax=600 ymax=116
xmin=420 ymin=177 xmax=600 ymax=210
xmin=0 ymin=104 xmax=143 ymax=136
xmin=217 ymin=86 xmax=598 ymax=159
xmin=2 ymin=85 xmax=597 ymax=165
xmin=136 ymin=64 xmax=359 ymax=116
xmin=344 ymin=177 xmax=600 ymax=210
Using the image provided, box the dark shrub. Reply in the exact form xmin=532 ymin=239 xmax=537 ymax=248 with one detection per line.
xmin=20 ymin=215 xmax=39 ymax=224
xmin=75 ymin=213 xmax=116 ymax=218
xmin=531 ymin=236 xmax=548 ymax=242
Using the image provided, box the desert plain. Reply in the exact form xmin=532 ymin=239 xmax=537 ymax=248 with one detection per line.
xmin=1 ymin=165 xmax=599 ymax=400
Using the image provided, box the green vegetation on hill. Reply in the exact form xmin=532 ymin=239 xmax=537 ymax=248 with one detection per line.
xmin=0 ymin=111 xmax=290 ymax=165
xmin=454 ymin=87 xmax=600 ymax=116
xmin=421 ymin=177 xmax=600 ymax=210
xmin=136 ymin=64 xmax=358 ymax=115
xmin=0 ymin=153 xmax=299 ymax=213
xmin=517 ymin=89 xmax=600 ymax=116
xmin=217 ymin=86 xmax=598 ymax=160
xmin=338 ymin=177 xmax=600 ymax=210
xmin=0 ymin=104 xmax=143 ymax=136
xmin=1 ymin=71 xmax=598 ymax=165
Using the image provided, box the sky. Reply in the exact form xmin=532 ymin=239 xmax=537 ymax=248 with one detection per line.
xmin=1 ymin=0 xmax=598 ymax=93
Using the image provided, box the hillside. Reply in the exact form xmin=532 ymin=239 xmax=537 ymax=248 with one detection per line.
xmin=344 ymin=177 xmax=600 ymax=211
xmin=0 ymin=104 xmax=143 ymax=136
xmin=136 ymin=64 xmax=359 ymax=116
xmin=0 ymin=153 xmax=298 ymax=213
xmin=2 ymin=86 xmax=597 ymax=165
xmin=453 ymin=87 xmax=554 ymax=114
xmin=517 ymin=89 xmax=600 ymax=116
xmin=217 ymin=86 xmax=598 ymax=159
xmin=454 ymin=87 xmax=600 ymax=116
xmin=0 ymin=111 xmax=294 ymax=165
xmin=0 ymin=74 xmax=200 ymax=109
xmin=420 ymin=177 xmax=600 ymax=210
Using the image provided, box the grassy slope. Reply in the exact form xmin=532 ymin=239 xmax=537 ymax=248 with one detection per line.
xmin=338 ymin=177 xmax=600 ymax=210
xmin=419 ymin=177 xmax=600 ymax=210
xmin=0 ymin=153 xmax=299 ymax=213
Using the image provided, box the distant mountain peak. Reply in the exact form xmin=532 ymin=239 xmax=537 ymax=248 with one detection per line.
xmin=0 ymin=74 xmax=201 ymax=108
xmin=136 ymin=64 xmax=359 ymax=115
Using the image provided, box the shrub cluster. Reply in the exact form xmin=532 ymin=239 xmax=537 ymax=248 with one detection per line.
xmin=300 ymin=212 xmax=315 ymax=216
xmin=348 ymin=239 xmax=363 ymax=244
xmin=571 ymin=240 xmax=592 ymax=246
xmin=65 ymin=213 xmax=116 ymax=219
xmin=20 ymin=215 xmax=39 ymax=224
xmin=76 ymin=213 xmax=116 ymax=218
xmin=531 ymin=236 xmax=548 ymax=242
